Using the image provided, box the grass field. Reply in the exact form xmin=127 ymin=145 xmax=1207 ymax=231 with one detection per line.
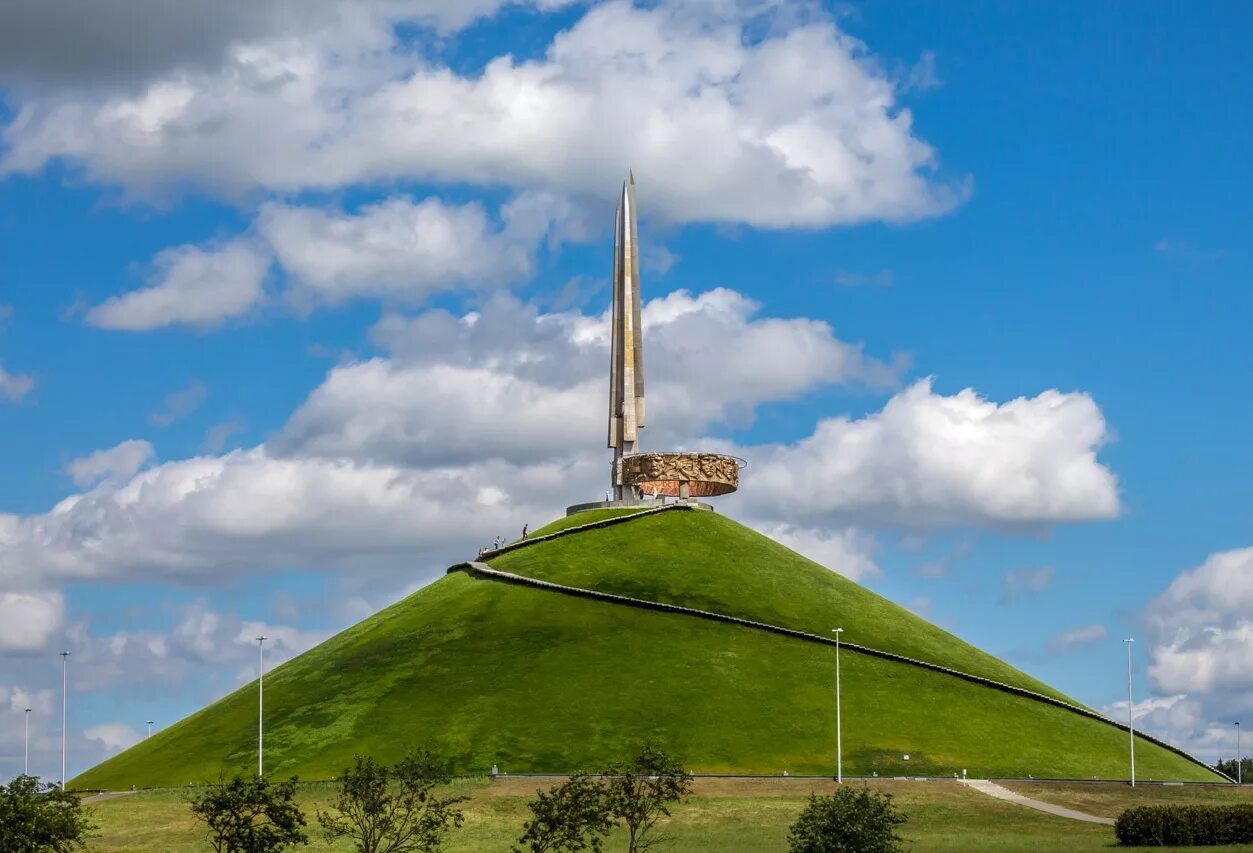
xmin=494 ymin=509 xmax=1077 ymax=699
xmin=998 ymin=780 xmax=1253 ymax=819
xmin=73 ymin=510 xmax=1222 ymax=788
xmin=528 ymin=507 xmax=652 ymax=537
xmin=84 ymin=778 xmax=1253 ymax=852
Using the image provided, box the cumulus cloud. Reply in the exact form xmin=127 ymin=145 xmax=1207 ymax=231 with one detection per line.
xmin=84 ymin=722 xmax=141 ymax=754
xmin=277 ymin=288 xmax=898 ymax=465
xmin=67 ymin=439 xmax=155 ymax=487
xmin=738 ymin=380 xmax=1120 ymax=530
xmin=0 ymin=446 xmax=593 ymax=589
xmin=0 ymin=686 xmax=54 ymax=715
xmin=0 ymin=0 xmax=573 ymax=88
xmin=0 ymin=286 xmax=1120 ymax=590
xmin=1145 ymin=547 xmax=1253 ymax=699
xmin=258 ymin=194 xmax=566 ymax=307
xmin=758 ymin=524 xmax=881 ymax=581
xmin=1048 ymin=623 xmax=1108 ymax=652
xmin=50 ymin=602 xmax=333 ymax=694
xmin=1 ymin=2 xmax=963 ymax=228
xmin=1112 ymin=547 xmax=1253 ymax=761
xmin=0 ymin=364 xmax=35 ymax=402
xmin=0 ymin=590 xmax=64 ymax=652
xmin=86 ymin=241 xmax=269 ymax=331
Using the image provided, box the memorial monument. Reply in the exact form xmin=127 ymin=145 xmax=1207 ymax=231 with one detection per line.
xmin=568 ymin=175 xmax=743 ymax=516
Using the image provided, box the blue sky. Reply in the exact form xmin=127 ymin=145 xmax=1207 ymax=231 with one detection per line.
xmin=1 ymin=0 xmax=1251 ymax=779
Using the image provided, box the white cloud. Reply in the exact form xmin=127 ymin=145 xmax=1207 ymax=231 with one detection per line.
xmin=738 ymin=380 xmax=1120 ymax=530
xmin=67 ymin=439 xmax=155 ymax=487
xmin=0 ymin=287 xmax=1121 ymax=591
xmin=84 ymin=722 xmax=141 ymax=754
xmin=0 ymin=686 xmax=54 ymax=715
xmin=1145 ymin=547 xmax=1253 ymax=698
xmin=758 ymin=524 xmax=880 ymax=581
xmin=1001 ymin=565 xmax=1053 ymax=603
xmin=258 ymin=194 xmax=564 ymax=307
xmin=2 ymin=2 xmax=963 ymax=228
xmin=277 ymin=288 xmax=898 ymax=466
xmin=0 ymin=0 xmax=575 ymax=88
xmin=0 ymin=446 xmax=593 ymax=589
xmin=0 ymin=364 xmax=35 ymax=402
xmin=0 ymin=590 xmax=64 ymax=652
xmin=1048 ymin=623 xmax=1107 ymax=652
xmin=1110 ymin=547 xmax=1253 ymax=762
xmin=86 ymin=240 xmax=269 ymax=331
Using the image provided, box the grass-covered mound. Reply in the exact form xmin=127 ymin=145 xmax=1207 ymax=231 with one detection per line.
xmin=73 ymin=510 xmax=1223 ymax=789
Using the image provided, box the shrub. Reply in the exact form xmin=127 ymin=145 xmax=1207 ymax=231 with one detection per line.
xmin=513 ymin=772 xmax=614 ymax=853
xmin=189 ymin=775 xmax=307 ymax=853
xmin=0 ymin=775 xmax=96 ymax=853
xmin=787 ymin=787 xmax=907 ymax=853
xmin=317 ymin=750 xmax=466 ymax=853
xmin=1114 ymin=804 xmax=1253 ymax=846
xmin=601 ymin=745 xmax=693 ymax=853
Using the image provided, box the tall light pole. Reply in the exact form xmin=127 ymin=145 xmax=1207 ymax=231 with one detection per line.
xmin=1236 ymin=722 xmax=1242 ymax=785
xmin=24 ymin=708 xmax=31 ymax=776
xmin=147 ymin=720 xmax=154 ymax=739
xmin=257 ymin=636 xmax=267 ymax=778
xmin=60 ymin=651 xmax=71 ymax=789
xmin=832 ymin=628 xmax=844 ymax=784
xmin=1123 ymin=638 xmax=1135 ymax=787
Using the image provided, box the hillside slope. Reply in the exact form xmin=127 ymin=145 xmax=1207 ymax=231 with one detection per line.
xmin=74 ymin=509 xmax=1222 ymax=788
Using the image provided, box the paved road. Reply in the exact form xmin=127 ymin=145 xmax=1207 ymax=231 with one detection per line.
xmin=964 ymin=779 xmax=1115 ymax=825
xmin=81 ymin=790 xmax=137 ymax=804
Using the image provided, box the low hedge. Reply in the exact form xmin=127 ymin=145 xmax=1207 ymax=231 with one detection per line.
xmin=1115 ymin=804 xmax=1253 ymax=846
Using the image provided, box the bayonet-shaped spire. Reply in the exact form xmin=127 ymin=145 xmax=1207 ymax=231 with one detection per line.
xmin=608 ymin=175 xmax=645 ymax=496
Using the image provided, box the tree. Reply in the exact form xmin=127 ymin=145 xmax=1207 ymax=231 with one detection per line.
xmin=188 ymin=775 xmax=308 ymax=853
xmin=601 ymin=745 xmax=692 ymax=853
xmin=317 ymin=750 xmax=466 ymax=853
xmin=0 ymin=774 xmax=96 ymax=853
xmin=513 ymin=772 xmax=614 ymax=853
xmin=1215 ymin=757 xmax=1253 ymax=782
xmin=787 ymin=787 xmax=907 ymax=853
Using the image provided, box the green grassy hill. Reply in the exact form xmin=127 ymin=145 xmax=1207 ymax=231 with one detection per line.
xmin=74 ymin=508 xmax=1222 ymax=789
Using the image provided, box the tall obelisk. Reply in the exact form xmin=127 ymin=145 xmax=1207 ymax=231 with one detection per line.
xmin=608 ymin=173 xmax=645 ymax=499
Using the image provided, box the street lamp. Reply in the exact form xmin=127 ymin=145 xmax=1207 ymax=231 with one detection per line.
xmin=1123 ymin=638 xmax=1135 ymax=788
xmin=24 ymin=708 xmax=31 ymax=776
xmin=60 ymin=651 xmax=71 ymax=790
xmin=257 ymin=636 xmax=267 ymax=777
xmin=147 ymin=720 xmax=154 ymax=739
xmin=832 ymin=628 xmax=844 ymax=784
xmin=1236 ymin=722 xmax=1242 ymax=785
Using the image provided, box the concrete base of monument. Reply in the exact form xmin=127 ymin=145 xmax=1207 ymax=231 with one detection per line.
xmin=564 ymin=497 xmax=715 ymax=516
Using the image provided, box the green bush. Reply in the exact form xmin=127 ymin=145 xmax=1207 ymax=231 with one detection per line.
xmin=0 ymin=775 xmax=96 ymax=853
xmin=1115 ymin=804 xmax=1253 ymax=846
xmin=787 ymin=786 xmax=906 ymax=853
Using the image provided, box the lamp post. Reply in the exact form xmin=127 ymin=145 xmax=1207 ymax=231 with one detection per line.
xmin=832 ymin=628 xmax=844 ymax=784
xmin=1123 ymin=638 xmax=1135 ymax=788
xmin=60 ymin=651 xmax=71 ymax=789
xmin=1236 ymin=722 xmax=1242 ymax=785
xmin=147 ymin=720 xmax=154 ymax=739
xmin=257 ymin=636 xmax=267 ymax=777
xmin=24 ymin=708 xmax=31 ymax=776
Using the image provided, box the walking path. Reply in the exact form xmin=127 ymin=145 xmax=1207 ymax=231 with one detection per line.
xmin=450 ymin=560 xmax=1220 ymax=780
xmin=964 ymin=779 xmax=1114 ymax=825
xmin=82 ymin=790 xmax=137 ymax=804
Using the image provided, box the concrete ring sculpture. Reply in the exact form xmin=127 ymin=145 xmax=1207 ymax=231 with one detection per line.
xmin=616 ymin=451 xmax=743 ymax=498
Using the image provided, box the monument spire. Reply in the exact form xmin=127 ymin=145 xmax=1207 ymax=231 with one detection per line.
xmin=608 ymin=174 xmax=645 ymax=498
xmin=569 ymin=174 xmax=739 ymax=517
